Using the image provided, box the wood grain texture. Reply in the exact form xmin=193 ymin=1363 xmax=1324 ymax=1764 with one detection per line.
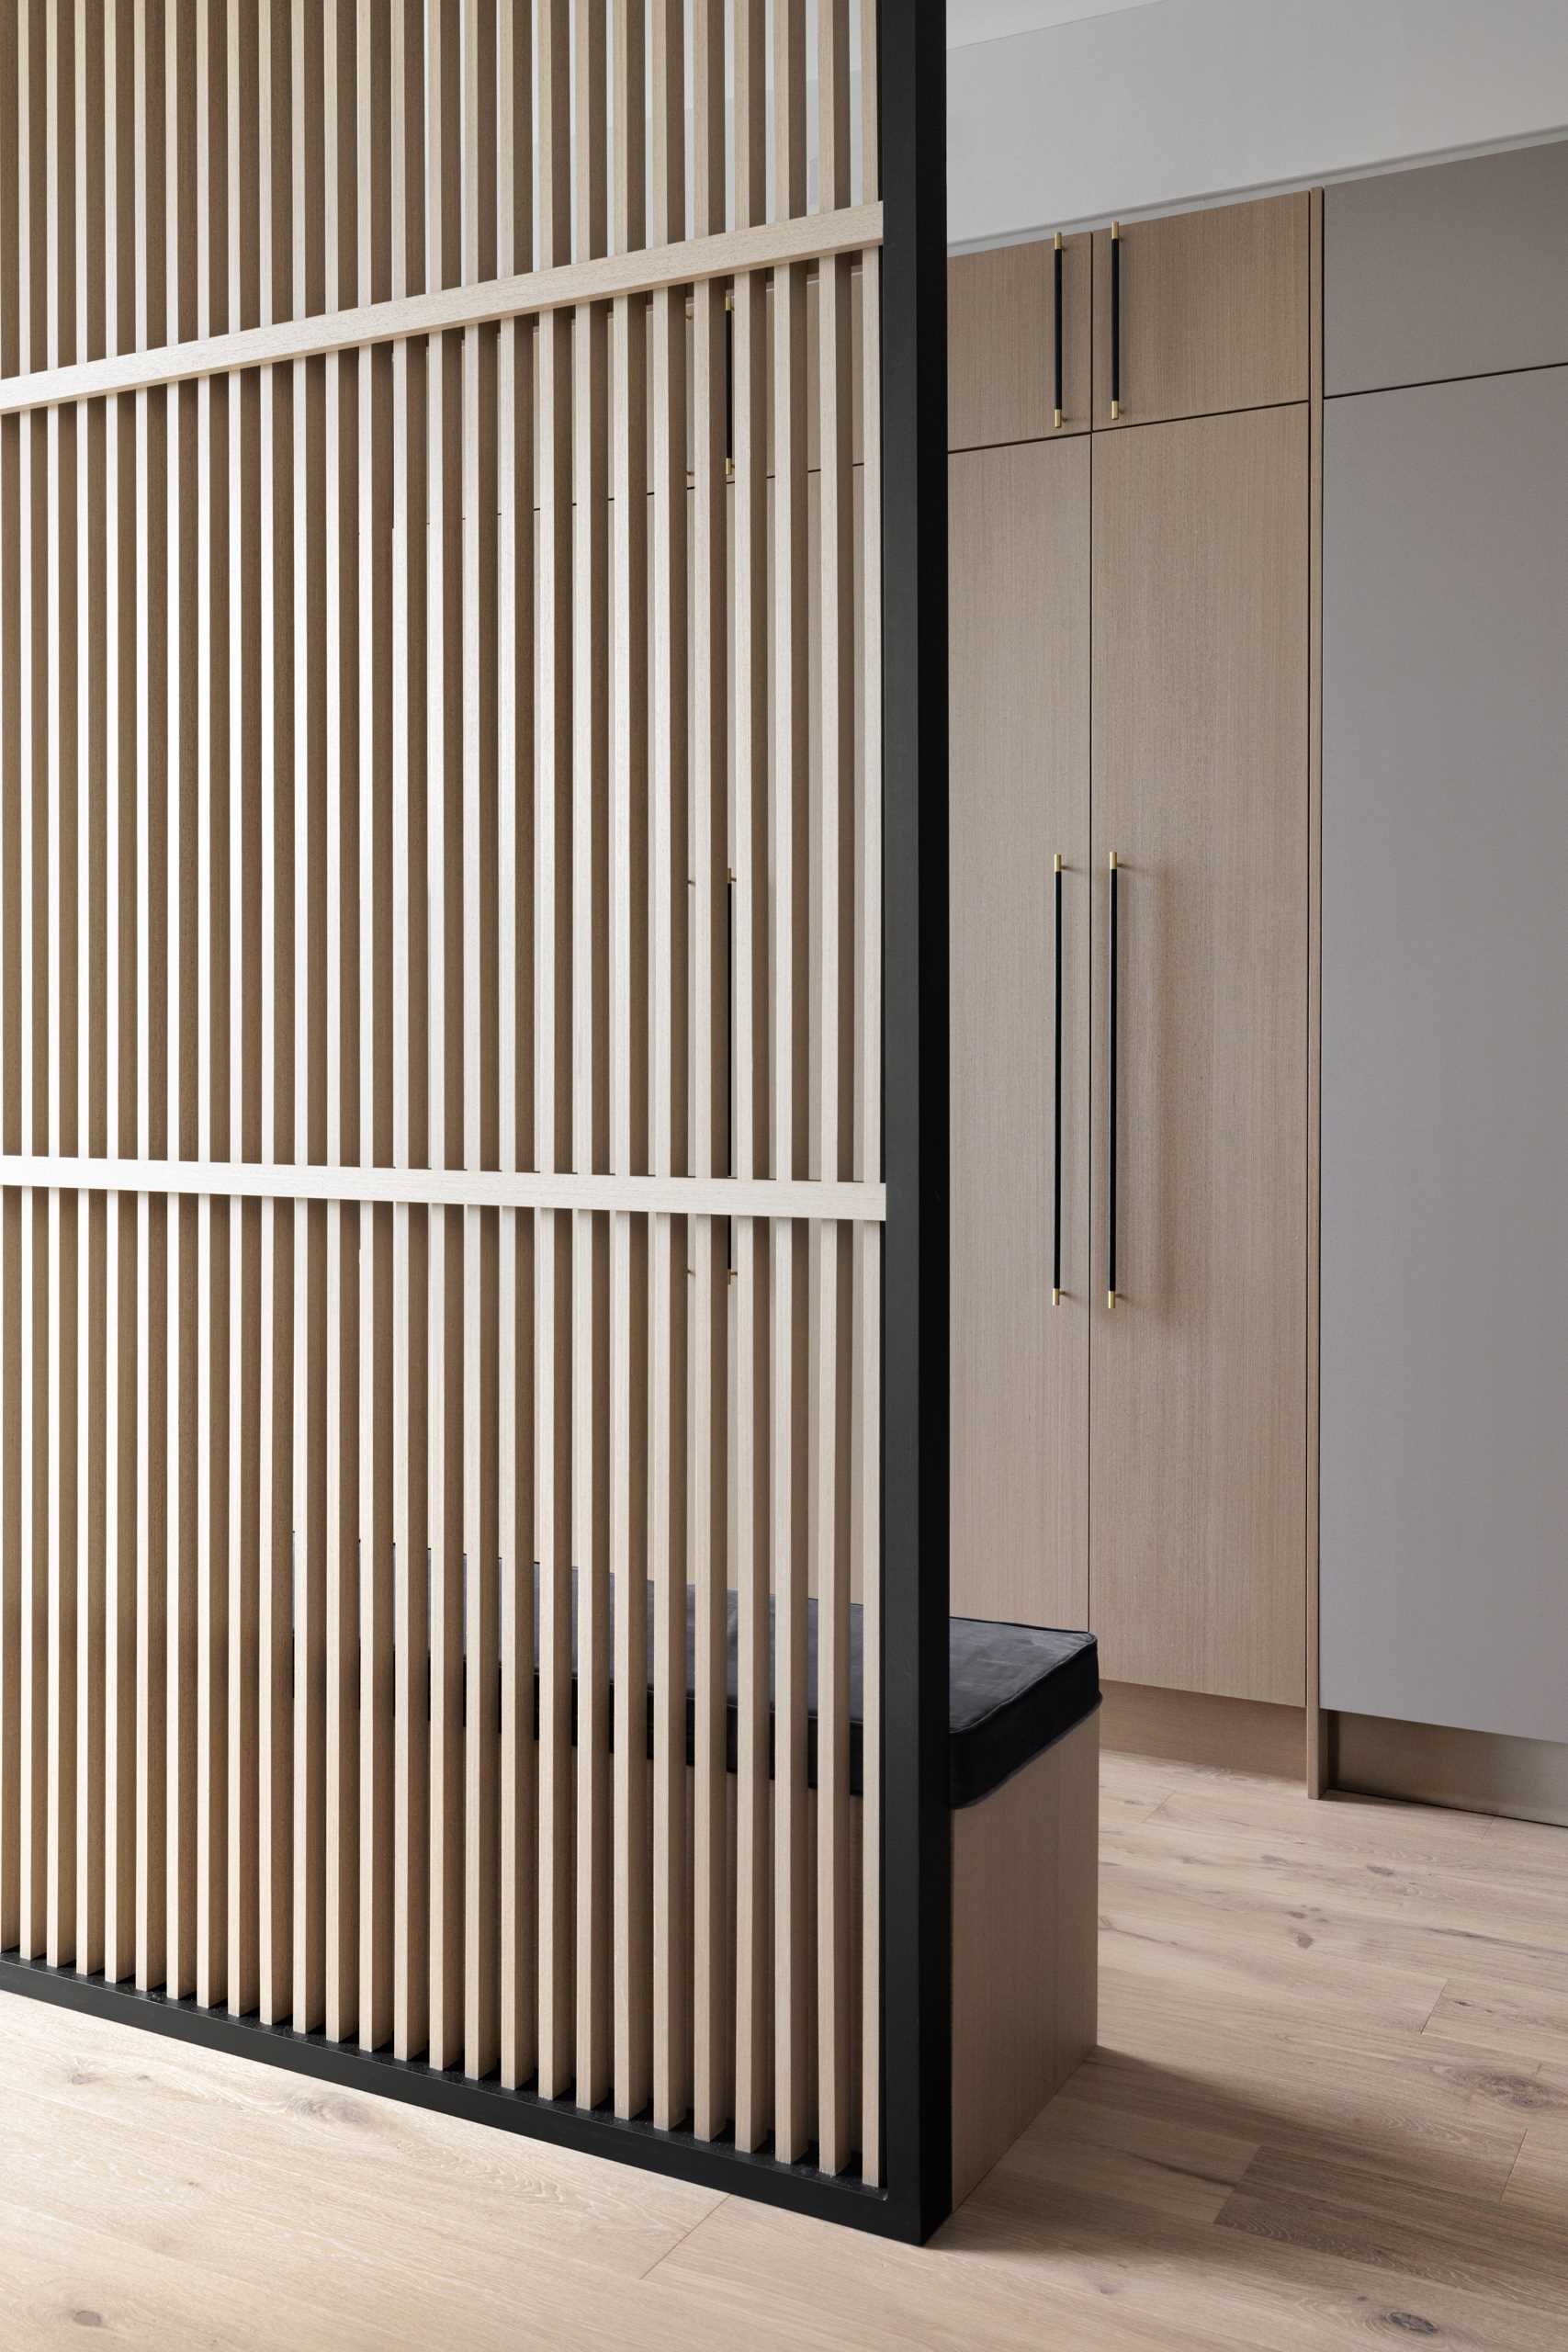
xmin=948 ymin=233 xmax=1091 ymax=450
xmin=0 ymin=0 xmax=885 ymax=2188
xmin=0 ymin=205 xmax=886 ymax=415
xmin=949 ymin=437 xmax=1089 ymax=1629
xmin=11 ymin=1751 xmax=1565 ymax=2347
xmin=1089 ymin=405 xmax=1309 ymax=1707
xmin=1101 ymin=1679 xmax=1306 ymax=1781
xmin=951 ymin=1710 xmax=1100 ymax=2205
xmin=1092 ymin=194 xmax=1310 ymax=430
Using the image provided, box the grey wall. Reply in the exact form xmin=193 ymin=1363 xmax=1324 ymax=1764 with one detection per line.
xmin=948 ymin=4 xmax=1568 ymax=246
xmin=1320 ymin=363 xmax=1568 ymax=1741
xmin=1325 ymin=141 xmax=1568 ymax=395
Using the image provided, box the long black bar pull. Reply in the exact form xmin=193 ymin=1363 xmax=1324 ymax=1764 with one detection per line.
xmin=727 ymin=867 xmax=737 ymax=1279
xmin=1052 ymin=233 xmax=1064 ymax=429
xmin=1052 ymin=854 xmax=1064 ymax=1302
xmin=1107 ymin=850 xmax=1119 ymax=1309
xmin=724 ymin=289 xmax=735 ymax=481
xmin=1109 ymin=220 xmax=1122 ymax=420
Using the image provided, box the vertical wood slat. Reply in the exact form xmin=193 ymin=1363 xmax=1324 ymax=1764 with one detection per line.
xmin=495 ymin=0 xmax=536 ymax=2102
xmin=425 ymin=0 xmax=462 ymax=2078
xmin=130 ymin=0 xmax=165 ymax=1998
xmin=368 ymin=3 xmax=400 ymax=2064
xmin=0 ymin=0 xmax=17 ymax=1978
xmin=647 ymin=0 xmax=689 ymax=2137
xmin=814 ymin=0 xmax=854 ymax=2180
xmin=293 ymin=0 xmax=325 ymax=2038
xmin=609 ymin=0 xmax=649 ymax=2129
xmin=730 ymin=0 xmax=771 ymax=2160
xmin=771 ymin=0 xmax=811 ymax=2170
xmin=73 ymin=0 xmax=105 ymax=1989
xmin=535 ymin=0 xmax=572 ymax=2106
xmin=353 ymin=0 xmax=390 ymax=2068
xmin=2 ymin=0 xmax=886 ymax=2197
xmin=40 ymin=0 xmax=69 ymax=1984
xmin=857 ymin=0 xmax=883 ymax=2191
xmin=102 ymin=0 xmax=138 ymax=1993
xmin=224 ymin=0 xmax=259 ymax=2027
xmin=689 ymin=0 xmax=729 ymax=2149
xmin=334 ymin=0 xmax=363 ymax=2056
xmin=459 ymin=0 xmax=498 ymax=2088
xmin=194 ymin=0 xmax=225 ymax=2016
xmin=258 ymin=0 xmax=292 ymax=2031
xmin=324 ymin=0 xmax=356 ymax=2053
xmin=19 ymin=0 xmax=43 ymax=1984
xmin=45 ymin=0 xmax=78 ymax=1976
xmin=390 ymin=0 xmax=430 ymax=2072
xmin=164 ymin=0 xmax=197 ymax=2008
xmin=17 ymin=0 xmax=40 ymax=1974
xmin=570 ymin=0 xmax=611 ymax=2118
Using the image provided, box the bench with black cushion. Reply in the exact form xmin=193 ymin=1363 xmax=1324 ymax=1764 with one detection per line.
xmin=529 ymin=1575 xmax=1100 ymax=2195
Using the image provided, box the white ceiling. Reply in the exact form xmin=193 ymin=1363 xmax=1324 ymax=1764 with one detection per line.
xmin=947 ymin=0 xmax=1162 ymax=50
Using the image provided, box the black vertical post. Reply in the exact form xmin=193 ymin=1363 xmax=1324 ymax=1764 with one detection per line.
xmin=879 ymin=0 xmax=952 ymax=2246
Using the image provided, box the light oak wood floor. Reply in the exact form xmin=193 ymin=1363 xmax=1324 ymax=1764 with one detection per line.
xmin=4 ymin=1748 xmax=1567 ymax=2348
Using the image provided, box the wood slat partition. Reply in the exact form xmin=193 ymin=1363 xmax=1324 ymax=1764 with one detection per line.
xmin=0 ymin=0 xmax=886 ymax=2193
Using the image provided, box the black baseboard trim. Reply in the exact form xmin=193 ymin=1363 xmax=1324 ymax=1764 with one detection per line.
xmin=0 ymin=1951 xmax=914 ymax=2239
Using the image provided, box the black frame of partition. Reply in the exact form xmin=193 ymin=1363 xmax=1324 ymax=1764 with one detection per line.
xmin=0 ymin=0 xmax=952 ymax=2248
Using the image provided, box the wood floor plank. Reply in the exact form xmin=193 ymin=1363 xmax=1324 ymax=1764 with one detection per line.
xmin=1502 ymin=2129 xmax=1568 ymax=2219
xmin=1426 ymin=1979 xmax=1568 ymax=2070
xmin=1218 ymin=2142 xmax=1568 ymax=2318
xmin=1059 ymin=2035 xmax=1535 ymax=2202
xmin=6 ymin=1752 xmax=1568 ymax=2351
xmin=0 ymin=2015 xmax=719 ymax=2282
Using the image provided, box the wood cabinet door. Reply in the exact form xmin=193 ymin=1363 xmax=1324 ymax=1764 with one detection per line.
xmin=950 ymin=438 xmax=1091 ymax=1627
xmin=1089 ymin=407 xmax=1308 ymax=1703
xmin=1091 ymin=194 xmax=1309 ymax=431
xmin=949 ymin=235 xmax=1093 ymax=452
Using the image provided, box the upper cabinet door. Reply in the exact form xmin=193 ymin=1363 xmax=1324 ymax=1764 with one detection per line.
xmin=948 ymin=235 xmax=1092 ymax=451
xmin=1091 ymin=194 xmax=1310 ymax=430
xmin=1325 ymin=141 xmax=1568 ymax=397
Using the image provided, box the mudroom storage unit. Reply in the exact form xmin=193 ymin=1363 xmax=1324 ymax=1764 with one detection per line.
xmin=952 ymin=131 xmax=1568 ymax=1820
xmin=949 ymin=193 xmax=1315 ymax=1726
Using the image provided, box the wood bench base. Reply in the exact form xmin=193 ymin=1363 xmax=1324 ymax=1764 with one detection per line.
xmin=950 ymin=1707 xmax=1100 ymax=2205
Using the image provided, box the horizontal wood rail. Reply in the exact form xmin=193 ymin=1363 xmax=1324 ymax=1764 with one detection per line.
xmin=0 ymin=1157 xmax=886 ymax=1224
xmin=0 ymin=201 xmax=884 ymax=417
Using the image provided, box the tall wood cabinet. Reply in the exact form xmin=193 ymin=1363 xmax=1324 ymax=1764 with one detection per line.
xmin=1089 ymin=409 xmax=1308 ymax=1703
xmin=950 ymin=439 xmax=1090 ymax=1631
xmin=948 ymin=197 xmax=1312 ymax=1709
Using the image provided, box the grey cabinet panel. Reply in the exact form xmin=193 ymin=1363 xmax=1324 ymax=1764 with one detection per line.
xmin=1325 ymin=141 xmax=1568 ymax=396
xmin=1321 ymin=367 xmax=1568 ymax=1743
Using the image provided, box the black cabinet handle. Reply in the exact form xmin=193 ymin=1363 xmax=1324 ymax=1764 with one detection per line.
xmin=1107 ymin=850 xmax=1119 ymax=1309
xmin=728 ymin=866 xmax=736 ymax=1279
xmin=1110 ymin=220 xmax=1122 ymax=421
xmin=724 ymin=289 xmax=735 ymax=481
xmin=1053 ymin=854 xmax=1064 ymax=1302
xmin=1052 ymin=233 xmax=1064 ymax=430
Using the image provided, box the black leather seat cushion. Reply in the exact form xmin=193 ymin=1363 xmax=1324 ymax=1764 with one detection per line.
xmin=530 ymin=1573 xmax=1100 ymax=1811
